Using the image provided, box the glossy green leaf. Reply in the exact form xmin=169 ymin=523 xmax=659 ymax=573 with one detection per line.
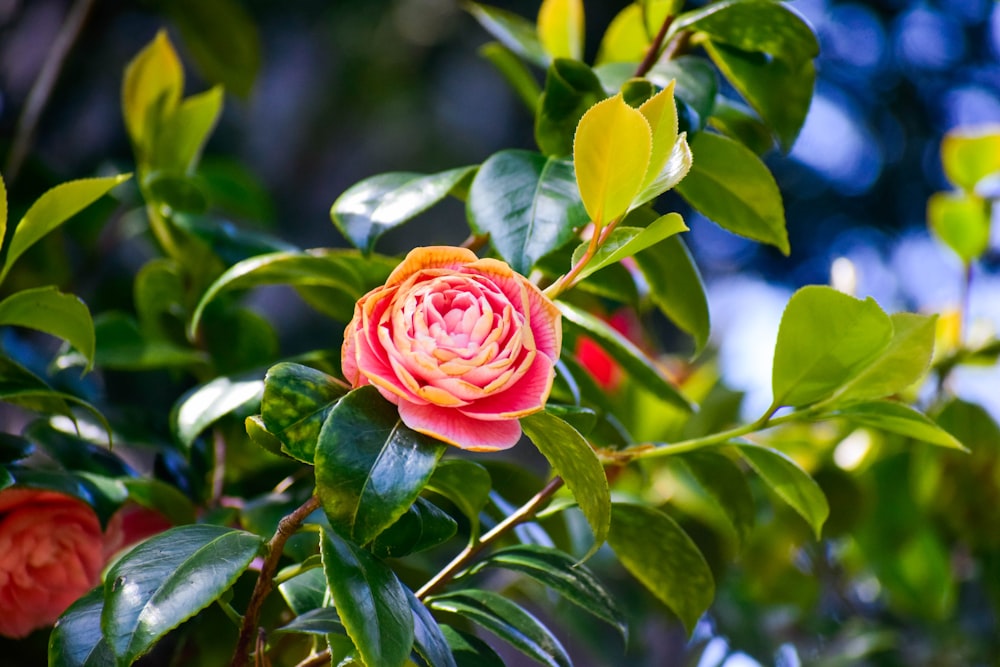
xmin=315 ymin=386 xmax=445 ymax=544
xmin=260 ymin=362 xmax=348 ymax=463
xmin=466 ymin=2 xmax=549 ymax=66
xmin=442 ymin=626 xmax=505 ymax=667
xmin=704 ymin=40 xmax=814 ymax=151
xmin=0 ymin=356 xmax=105 ymax=427
xmin=607 ymin=503 xmax=714 ymax=634
xmin=676 ymin=131 xmax=788 ymax=253
xmin=735 ymin=444 xmax=829 ymax=538
xmin=426 ymin=459 xmax=492 ymax=533
xmin=331 ymin=167 xmax=476 ymax=254
xmin=122 ymin=31 xmax=182 ymax=154
xmin=828 ymin=401 xmax=967 ymax=451
xmin=637 ymin=83 xmax=679 ymax=185
xmin=571 ymin=211 xmax=688 ymax=282
xmin=479 ymin=42 xmax=542 ymax=110
xmin=521 ymin=411 xmax=610 ymax=552
xmin=170 ymin=374 xmax=264 ymax=449
xmin=24 ymin=422 xmax=131 ymax=478
xmin=680 ymin=450 xmax=754 ymax=547
xmin=89 ymin=313 xmax=206 ymax=370
xmin=647 ymin=57 xmax=719 ymax=131
xmin=544 ymin=403 xmax=597 ymax=434
xmin=927 ymin=191 xmax=990 ymax=263
xmin=151 ymin=86 xmax=224 ymax=172
xmin=708 ymin=96 xmax=774 ymax=154
xmin=674 ymin=0 xmax=818 ymax=62
xmin=535 ymin=59 xmax=606 ymax=157
xmin=537 ymin=0 xmax=583 ymax=60
xmin=559 ymin=301 xmax=692 ymax=412
xmin=574 ymin=94 xmax=652 ymax=225
xmin=428 ymin=590 xmax=571 ymax=667
xmin=0 ymin=175 xmax=6 ymax=248
xmin=465 ymin=544 xmax=627 ymax=638
xmin=0 ymin=286 xmax=95 ymax=371
xmin=941 ymin=126 xmax=1000 ymax=191
xmin=49 ymin=588 xmax=114 ymax=667
xmin=467 ymin=150 xmax=588 ymax=274
xmin=371 ymin=497 xmax=458 ymax=559
xmin=0 ymin=175 xmax=130 ymax=284
xmin=165 ymin=0 xmax=260 ymax=97
xmin=273 ymin=607 xmax=344 ymax=636
xmin=102 ymin=525 xmax=264 ymax=666
xmin=408 ymin=589 xmax=458 ymax=667
xmin=278 ymin=567 xmax=328 ymax=615
xmin=120 ymin=477 xmax=196 ymax=526
xmin=635 ymin=235 xmax=710 ymax=354
xmin=772 ymin=286 xmax=893 ymax=408
xmin=834 ymin=313 xmax=937 ymax=403
xmin=632 ymin=133 xmax=693 ymax=209
xmin=321 ymin=527 xmax=414 ymax=667
xmin=134 ymin=259 xmax=185 ymax=340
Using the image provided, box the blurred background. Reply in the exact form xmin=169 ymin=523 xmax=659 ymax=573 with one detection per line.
xmin=2 ymin=1 xmax=999 ymax=665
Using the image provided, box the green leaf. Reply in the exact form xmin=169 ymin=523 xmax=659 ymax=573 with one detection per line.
xmin=331 ymin=167 xmax=476 ymax=254
xmin=465 ymin=544 xmax=627 ymax=638
xmin=467 ymin=149 xmax=588 ymax=274
xmin=0 ymin=432 xmax=34 ymax=464
xmin=635 ymin=235 xmax=710 ymax=354
xmin=0 ymin=466 xmax=11 ymax=490
xmin=425 ymin=459 xmax=492 ymax=534
xmin=151 ymin=86 xmax=224 ymax=172
xmin=0 ymin=286 xmax=95 ymax=371
xmin=574 ymin=94 xmax=652 ymax=225
xmin=120 ymin=477 xmax=197 ymax=526
xmin=245 ymin=415 xmax=288 ymax=459
xmin=537 ymin=0 xmax=583 ymax=60
xmin=24 ymin=421 xmax=131 ymax=478
xmin=278 ymin=567 xmax=328 ymax=615
xmin=0 ymin=174 xmax=7 ymax=250
xmin=102 ymin=525 xmax=264 ymax=666
xmin=171 ymin=374 xmax=264 ymax=449
xmin=771 ymin=286 xmax=893 ymax=408
xmin=273 ymin=607 xmax=344 ymax=636
xmin=428 ymin=590 xmax=571 ymax=667
xmin=607 ymin=503 xmax=714 ymax=635
xmin=479 ymin=42 xmax=542 ymax=110
xmin=521 ymin=411 xmax=610 ymax=552
xmin=570 ymin=211 xmax=687 ymax=282
xmin=704 ymin=40 xmax=815 ymax=152
xmin=679 ymin=451 xmax=754 ymax=547
xmin=370 ymin=497 xmax=458 ymax=559
xmin=321 ymin=527 xmax=414 ymax=667
xmin=466 ymin=2 xmax=549 ymax=67
xmin=408 ymin=589 xmax=459 ymax=667
xmin=676 ymin=131 xmax=788 ymax=253
xmin=708 ymin=96 xmax=774 ymax=155
xmin=0 ymin=175 xmax=130 ymax=284
xmin=558 ymin=301 xmax=692 ymax=412
xmin=735 ymin=443 xmax=829 ymax=538
xmin=647 ymin=57 xmax=719 ymax=131
xmin=827 ymin=401 xmax=967 ymax=451
xmin=441 ymin=626 xmax=505 ymax=667
xmin=927 ymin=191 xmax=990 ymax=263
xmin=833 ymin=313 xmax=937 ymax=403
xmin=49 ymin=588 xmax=114 ymax=667
xmin=164 ymin=0 xmax=261 ymax=97
xmin=314 ymin=386 xmax=446 ymax=545
xmin=535 ymin=59 xmax=607 ymax=157
xmin=134 ymin=259 xmax=185 ymax=340
xmin=674 ymin=0 xmax=819 ymax=62
xmin=122 ymin=31 xmax=183 ymax=155
xmin=89 ymin=313 xmax=206 ymax=370
xmin=941 ymin=126 xmax=1000 ymax=192
xmin=260 ymin=362 xmax=349 ymax=463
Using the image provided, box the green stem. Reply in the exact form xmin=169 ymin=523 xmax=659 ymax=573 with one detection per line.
xmin=544 ymin=216 xmax=625 ymax=300
xmin=634 ymin=408 xmax=804 ymax=461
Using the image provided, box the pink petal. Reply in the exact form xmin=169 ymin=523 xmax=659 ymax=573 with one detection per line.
xmin=398 ymin=402 xmax=523 ymax=451
xmin=459 ymin=355 xmax=555 ymax=419
xmin=385 ymin=247 xmax=479 ymax=286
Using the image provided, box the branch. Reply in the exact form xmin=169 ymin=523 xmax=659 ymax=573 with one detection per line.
xmin=4 ymin=0 xmax=96 ymax=185
xmin=634 ymin=13 xmax=674 ymax=78
xmin=230 ymin=495 xmax=322 ymax=667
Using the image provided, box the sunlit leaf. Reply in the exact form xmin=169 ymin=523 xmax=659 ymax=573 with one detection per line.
xmin=940 ymin=124 xmax=1000 ymax=192
xmin=122 ymin=31 xmax=183 ymax=155
xmin=571 ymin=211 xmax=687 ymax=282
xmin=673 ymin=0 xmax=818 ymax=62
xmin=595 ymin=4 xmax=648 ymax=65
xmin=278 ymin=567 xmax=328 ymax=615
xmin=49 ymin=588 xmax=113 ymax=667
xmin=635 ymin=235 xmax=710 ymax=354
xmin=827 ymin=401 xmax=967 ymax=451
xmin=927 ymin=191 xmax=990 ymax=263
xmin=608 ymin=503 xmax=713 ymax=634
xmin=535 ymin=59 xmax=606 ymax=157
xmin=0 ymin=286 xmax=95 ymax=371
xmin=466 ymin=2 xmax=549 ymax=67
xmin=260 ymin=362 xmax=348 ymax=463
xmin=152 ymin=86 xmax=224 ymax=172
xmin=708 ymin=96 xmax=774 ymax=155
xmin=735 ymin=443 xmax=829 ymax=539
xmin=537 ymin=0 xmax=584 ymax=60
xmin=574 ymin=94 xmax=652 ymax=225
xmin=170 ymin=373 xmax=264 ymax=449
xmin=321 ymin=527 xmax=414 ymax=667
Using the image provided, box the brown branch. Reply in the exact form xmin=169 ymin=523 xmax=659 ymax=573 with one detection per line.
xmin=230 ymin=495 xmax=322 ymax=667
xmin=634 ymin=14 xmax=674 ymax=78
xmin=4 ymin=0 xmax=96 ymax=185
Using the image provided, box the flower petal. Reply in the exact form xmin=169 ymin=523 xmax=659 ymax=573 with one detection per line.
xmin=385 ymin=246 xmax=479 ymax=287
xmin=459 ymin=354 xmax=555 ymax=419
xmin=398 ymin=402 xmax=523 ymax=451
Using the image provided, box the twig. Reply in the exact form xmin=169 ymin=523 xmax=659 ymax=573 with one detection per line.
xmin=4 ymin=0 xmax=96 ymax=185
xmin=634 ymin=14 xmax=674 ymax=78
xmin=230 ymin=495 xmax=322 ymax=667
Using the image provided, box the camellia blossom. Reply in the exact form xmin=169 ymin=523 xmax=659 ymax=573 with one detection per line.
xmin=342 ymin=246 xmax=562 ymax=451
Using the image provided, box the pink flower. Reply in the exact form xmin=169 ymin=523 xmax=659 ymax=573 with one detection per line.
xmin=342 ymin=246 xmax=562 ymax=451
xmin=0 ymin=489 xmax=106 ymax=638
xmin=102 ymin=503 xmax=173 ymax=561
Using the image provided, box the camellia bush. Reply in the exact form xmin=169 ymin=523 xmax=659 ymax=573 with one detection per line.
xmin=1 ymin=0 xmax=999 ymax=665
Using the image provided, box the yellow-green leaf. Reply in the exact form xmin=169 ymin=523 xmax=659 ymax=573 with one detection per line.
xmin=595 ymin=4 xmax=648 ymax=65
xmin=0 ymin=175 xmax=6 ymax=252
xmin=940 ymin=125 xmax=1000 ymax=192
xmin=574 ymin=95 xmax=652 ymax=226
xmin=122 ymin=31 xmax=184 ymax=158
xmin=152 ymin=86 xmax=224 ymax=173
xmin=537 ymin=0 xmax=584 ymax=60
xmin=927 ymin=191 xmax=990 ymax=264
xmin=637 ymin=81 xmax=679 ymax=191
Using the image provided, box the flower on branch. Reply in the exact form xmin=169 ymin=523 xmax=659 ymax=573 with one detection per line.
xmin=342 ymin=246 xmax=562 ymax=451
